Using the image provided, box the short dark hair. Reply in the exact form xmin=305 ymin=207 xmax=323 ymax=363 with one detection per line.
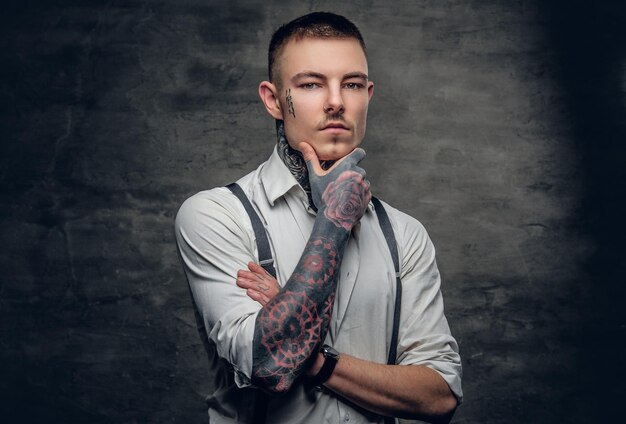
xmin=268 ymin=12 xmax=367 ymax=86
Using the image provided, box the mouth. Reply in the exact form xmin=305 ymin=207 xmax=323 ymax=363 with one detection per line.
xmin=321 ymin=122 xmax=349 ymax=131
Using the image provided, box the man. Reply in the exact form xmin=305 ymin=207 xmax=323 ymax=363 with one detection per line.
xmin=175 ymin=12 xmax=462 ymax=424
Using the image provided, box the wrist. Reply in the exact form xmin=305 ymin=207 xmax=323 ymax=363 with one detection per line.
xmin=307 ymin=352 xmax=325 ymax=377
xmin=309 ymin=344 xmax=340 ymax=386
xmin=314 ymin=209 xmax=355 ymax=233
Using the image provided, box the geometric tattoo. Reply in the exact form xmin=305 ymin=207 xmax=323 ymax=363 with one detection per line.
xmin=251 ymin=232 xmax=344 ymax=393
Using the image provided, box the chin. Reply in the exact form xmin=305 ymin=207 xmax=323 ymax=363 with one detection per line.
xmin=317 ymin=149 xmax=349 ymax=161
xmin=316 ymin=140 xmax=360 ymax=161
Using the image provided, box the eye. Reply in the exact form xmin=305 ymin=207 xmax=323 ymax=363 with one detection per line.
xmin=343 ymin=82 xmax=365 ymax=90
xmin=300 ymin=82 xmax=320 ymax=90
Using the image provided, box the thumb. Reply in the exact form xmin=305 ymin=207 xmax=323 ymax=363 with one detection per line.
xmin=326 ymin=147 xmax=367 ymax=173
xmin=298 ymin=142 xmax=323 ymax=175
xmin=343 ymin=147 xmax=366 ymax=166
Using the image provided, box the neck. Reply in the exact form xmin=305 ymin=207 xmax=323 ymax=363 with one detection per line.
xmin=275 ymin=120 xmax=334 ymax=210
xmin=276 ymin=120 xmax=310 ymax=194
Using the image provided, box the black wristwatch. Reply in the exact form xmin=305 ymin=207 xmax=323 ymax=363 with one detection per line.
xmin=310 ymin=344 xmax=340 ymax=387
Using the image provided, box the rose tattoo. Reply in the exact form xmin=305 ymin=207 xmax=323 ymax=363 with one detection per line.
xmin=322 ymin=170 xmax=370 ymax=230
xmin=304 ymin=147 xmax=371 ymax=231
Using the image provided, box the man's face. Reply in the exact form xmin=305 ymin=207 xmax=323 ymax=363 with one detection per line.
xmin=269 ymin=37 xmax=374 ymax=161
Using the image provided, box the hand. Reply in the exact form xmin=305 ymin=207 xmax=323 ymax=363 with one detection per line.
xmin=299 ymin=142 xmax=372 ymax=230
xmin=236 ymin=262 xmax=280 ymax=306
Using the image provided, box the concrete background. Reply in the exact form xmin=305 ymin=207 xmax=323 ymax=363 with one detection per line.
xmin=1 ymin=0 xmax=624 ymax=423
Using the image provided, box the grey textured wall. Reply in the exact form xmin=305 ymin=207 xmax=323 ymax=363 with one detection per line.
xmin=1 ymin=1 xmax=624 ymax=423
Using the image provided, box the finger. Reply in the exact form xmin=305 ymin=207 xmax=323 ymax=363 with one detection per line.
xmin=236 ymin=276 xmax=257 ymax=289
xmin=352 ymin=165 xmax=367 ymax=178
xmin=246 ymin=289 xmax=265 ymax=305
xmin=258 ymin=292 xmax=271 ymax=305
xmin=239 ymin=270 xmax=263 ymax=282
xmin=259 ymin=264 xmax=275 ymax=279
xmin=299 ymin=142 xmax=323 ymax=175
xmin=247 ymin=262 xmax=272 ymax=278
xmin=356 ymin=177 xmax=372 ymax=208
xmin=247 ymin=263 xmax=278 ymax=288
xmin=363 ymin=177 xmax=371 ymax=191
xmin=247 ymin=289 xmax=271 ymax=306
xmin=343 ymin=147 xmax=366 ymax=166
xmin=325 ymin=147 xmax=367 ymax=173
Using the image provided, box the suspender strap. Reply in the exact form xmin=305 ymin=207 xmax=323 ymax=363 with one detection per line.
xmin=226 ymin=183 xmax=277 ymax=278
xmin=372 ymin=197 xmax=402 ymax=365
xmin=372 ymin=197 xmax=402 ymax=424
xmin=226 ymin=183 xmax=273 ymax=424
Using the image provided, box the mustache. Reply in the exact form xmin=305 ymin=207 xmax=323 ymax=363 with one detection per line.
xmin=322 ymin=114 xmax=345 ymax=123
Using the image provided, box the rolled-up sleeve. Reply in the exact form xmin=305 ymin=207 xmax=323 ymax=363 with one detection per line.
xmin=175 ymin=188 xmax=262 ymax=387
xmin=391 ymin=208 xmax=463 ymax=403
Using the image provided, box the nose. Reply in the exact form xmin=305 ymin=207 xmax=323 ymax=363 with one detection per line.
xmin=323 ymin=85 xmax=344 ymax=115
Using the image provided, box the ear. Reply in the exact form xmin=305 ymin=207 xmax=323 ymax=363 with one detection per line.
xmin=259 ymin=81 xmax=284 ymax=120
xmin=367 ymin=81 xmax=375 ymax=101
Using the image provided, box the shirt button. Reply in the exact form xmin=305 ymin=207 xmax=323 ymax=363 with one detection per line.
xmin=344 ymin=412 xmax=351 ymax=421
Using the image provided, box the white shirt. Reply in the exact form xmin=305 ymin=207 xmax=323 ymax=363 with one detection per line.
xmin=175 ymin=147 xmax=462 ymax=423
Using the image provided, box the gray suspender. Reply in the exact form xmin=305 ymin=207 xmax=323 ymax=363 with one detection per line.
xmin=226 ymin=184 xmax=402 ymax=424
xmin=226 ymin=183 xmax=277 ymax=278
xmin=371 ymin=197 xmax=402 ymax=367
xmin=225 ymin=183 xmax=273 ymax=424
xmin=372 ymin=197 xmax=402 ymax=424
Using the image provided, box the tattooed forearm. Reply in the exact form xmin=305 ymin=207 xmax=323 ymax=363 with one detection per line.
xmin=251 ymin=145 xmax=370 ymax=394
xmin=251 ymin=221 xmax=347 ymax=392
xmin=286 ymin=89 xmax=296 ymax=118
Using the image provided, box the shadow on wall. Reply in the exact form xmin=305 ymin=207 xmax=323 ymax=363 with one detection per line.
xmin=541 ymin=1 xmax=626 ymax=421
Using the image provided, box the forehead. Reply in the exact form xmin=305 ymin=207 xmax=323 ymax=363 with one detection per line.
xmin=277 ymin=37 xmax=369 ymax=79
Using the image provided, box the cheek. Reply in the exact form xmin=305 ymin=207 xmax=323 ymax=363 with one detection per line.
xmin=354 ymin=103 xmax=369 ymax=133
xmin=359 ymin=114 xmax=368 ymax=132
xmin=282 ymin=96 xmax=317 ymax=142
xmin=287 ymin=103 xmax=323 ymax=137
xmin=347 ymin=93 xmax=369 ymax=117
xmin=292 ymin=92 xmax=322 ymax=118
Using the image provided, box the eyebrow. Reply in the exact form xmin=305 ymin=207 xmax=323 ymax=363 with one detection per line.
xmin=343 ymin=72 xmax=369 ymax=81
xmin=291 ymin=71 xmax=369 ymax=83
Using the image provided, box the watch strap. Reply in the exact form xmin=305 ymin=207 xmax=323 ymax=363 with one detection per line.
xmin=310 ymin=345 xmax=338 ymax=386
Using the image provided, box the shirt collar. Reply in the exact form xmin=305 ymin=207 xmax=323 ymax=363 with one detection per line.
xmin=259 ymin=146 xmax=375 ymax=215
xmin=260 ymin=146 xmax=304 ymax=206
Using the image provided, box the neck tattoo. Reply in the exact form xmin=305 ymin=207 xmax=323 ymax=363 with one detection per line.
xmin=275 ymin=120 xmax=334 ymax=210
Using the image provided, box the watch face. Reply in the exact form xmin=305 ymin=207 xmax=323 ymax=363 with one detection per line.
xmin=322 ymin=345 xmax=339 ymax=359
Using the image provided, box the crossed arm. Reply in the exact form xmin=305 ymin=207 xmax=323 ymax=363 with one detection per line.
xmin=239 ymin=260 xmax=458 ymax=423
xmin=250 ymin=217 xmax=349 ymax=392
xmin=237 ymin=144 xmax=458 ymax=422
